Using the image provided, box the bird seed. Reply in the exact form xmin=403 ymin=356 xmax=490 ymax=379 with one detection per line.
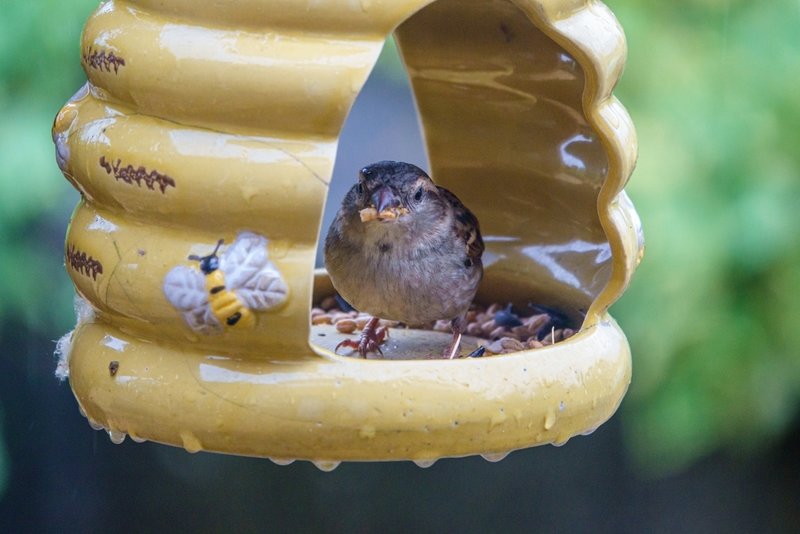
xmin=314 ymin=297 xmax=576 ymax=357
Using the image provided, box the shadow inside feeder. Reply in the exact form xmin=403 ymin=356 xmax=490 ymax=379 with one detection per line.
xmin=311 ymin=0 xmax=613 ymax=359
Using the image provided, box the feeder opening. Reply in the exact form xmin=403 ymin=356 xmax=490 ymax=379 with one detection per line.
xmin=311 ymin=0 xmax=612 ymax=360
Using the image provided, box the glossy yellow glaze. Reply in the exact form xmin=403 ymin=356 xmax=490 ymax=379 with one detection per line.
xmin=70 ymin=301 xmax=630 ymax=460
xmin=54 ymin=0 xmax=641 ymax=461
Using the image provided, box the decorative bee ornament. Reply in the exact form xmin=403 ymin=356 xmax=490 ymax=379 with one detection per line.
xmin=163 ymin=232 xmax=288 ymax=334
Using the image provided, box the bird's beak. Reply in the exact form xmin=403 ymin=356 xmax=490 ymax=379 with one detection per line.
xmin=371 ymin=186 xmax=400 ymax=214
xmin=359 ymin=186 xmax=408 ymax=223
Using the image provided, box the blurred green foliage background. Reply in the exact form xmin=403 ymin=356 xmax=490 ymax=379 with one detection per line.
xmin=0 ymin=0 xmax=798 ymax=496
xmin=0 ymin=0 xmax=95 ymax=496
xmin=609 ymin=0 xmax=800 ymax=473
xmin=0 ymin=1 xmax=86 ymax=333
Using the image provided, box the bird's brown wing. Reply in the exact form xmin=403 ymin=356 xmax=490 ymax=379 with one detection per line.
xmin=438 ymin=186 xmax=484 ymax=262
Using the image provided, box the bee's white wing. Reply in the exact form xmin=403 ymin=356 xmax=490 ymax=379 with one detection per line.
xmin=219 ymin=232 xmax=267 ymax=288
xmin=236 ymin=263 xmax=290 ymax=311
xmin=163 ymin=266 xmax=208 ymax=310
xmin=163 ymin=265 xmax=221 ymax=334
xmin=221 ymin=232 xmax=289 ymax=311
xmin=181 ymin=306 xmax=222 ymax=335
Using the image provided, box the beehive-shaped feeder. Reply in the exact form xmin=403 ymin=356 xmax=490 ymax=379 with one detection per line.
xmin=53 ymin=0 xmax=642 ymax=464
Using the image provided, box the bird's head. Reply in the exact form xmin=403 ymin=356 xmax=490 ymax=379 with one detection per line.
xmin=346 ymin=161 xmax=444 ymax=229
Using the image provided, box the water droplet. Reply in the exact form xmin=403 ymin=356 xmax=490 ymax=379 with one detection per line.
xmin=312 ymin=460 xmax=341 ymax=472
xmin=88 ymin=419 xmax=104 ymax=431
xmin=481 ymin=451 xmax=510 ymax=463
xmin=580 ymin=426 xmax=599 ymax=437
xmin=180 ymin=431 xmax=202 ymax=453
xmin=78 ymin=405 xmax=86 ymax=418
xmin=552 ymin=437 xmax=570 ymax=447
xmin=130 ymin=434 xmax=147 ymax=443
xmin=413 ymin=459 xmax=437 ymax=468
xmin=108 ymin=429 xmax=126 ymax=444
xmin=544 ymin=408 xmax=557 ymax=430
xmin=270 ymin=458 xmax=296 ymax=466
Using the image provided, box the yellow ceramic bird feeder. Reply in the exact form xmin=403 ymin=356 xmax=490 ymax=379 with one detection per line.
xmin=53 ymin=0 xmax=642 ymax=466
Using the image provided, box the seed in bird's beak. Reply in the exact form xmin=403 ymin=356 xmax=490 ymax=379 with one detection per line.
xmin=359 ymin=206 xmax=409 ymax=222
xmin=359 ymin=207 xmax=379 ymax=222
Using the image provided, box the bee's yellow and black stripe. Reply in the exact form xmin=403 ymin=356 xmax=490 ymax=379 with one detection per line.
xmin=204 ymin=270 xmax=254 ymax=328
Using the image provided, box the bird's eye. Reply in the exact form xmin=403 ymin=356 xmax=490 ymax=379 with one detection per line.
xmin=414 ymin=187 xmax=424 ymax=202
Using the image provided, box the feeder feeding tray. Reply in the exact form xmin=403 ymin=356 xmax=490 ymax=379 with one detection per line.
xmin=53 ymin=0 xmax=643 ymax=465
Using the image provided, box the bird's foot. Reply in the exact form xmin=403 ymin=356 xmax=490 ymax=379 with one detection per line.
xmin=335 ymin=317 xmax=387 ymax=358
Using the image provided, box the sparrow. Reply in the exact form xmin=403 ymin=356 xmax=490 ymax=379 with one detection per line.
xmin=324 ymin=161 xmax=484 ymax=359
